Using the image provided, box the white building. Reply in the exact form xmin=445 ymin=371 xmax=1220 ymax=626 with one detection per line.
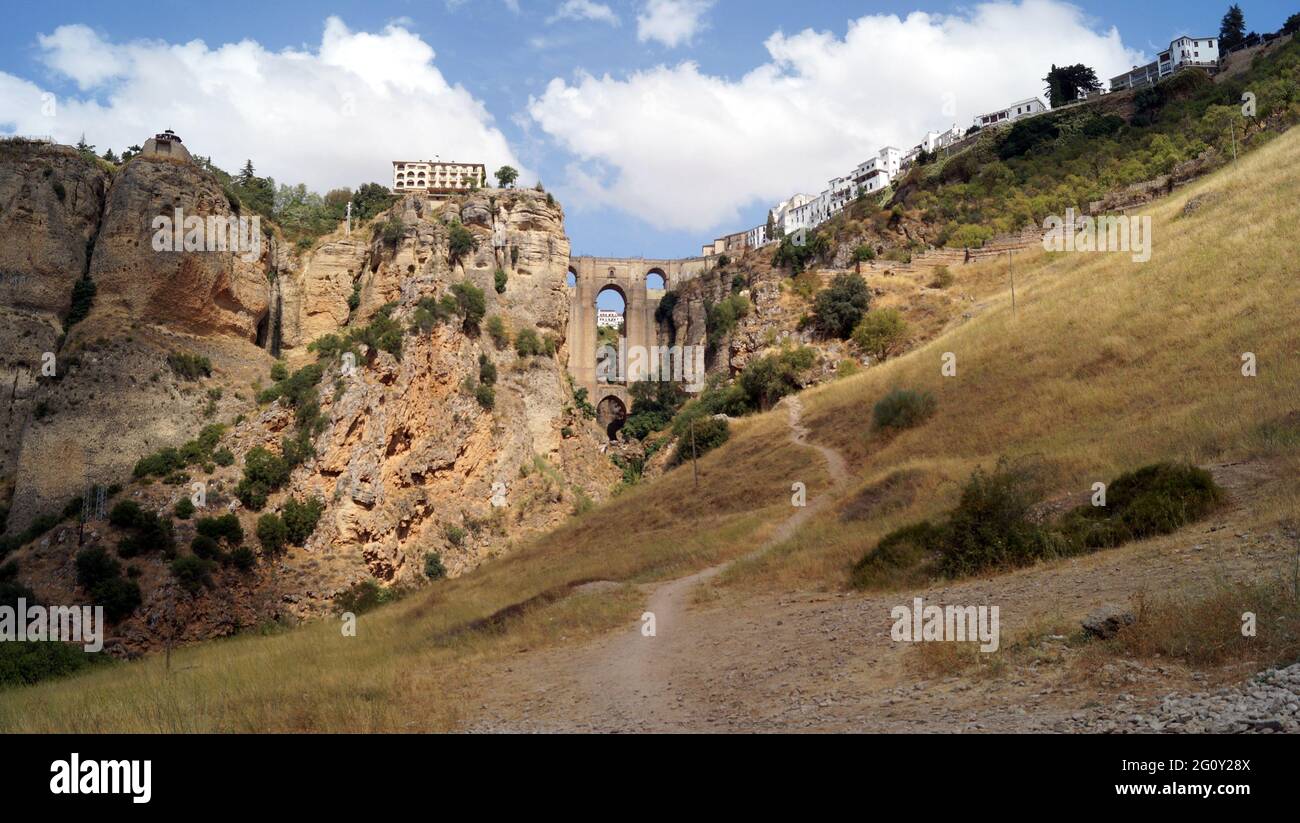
xmin=1110 ymin=36 xmax=1219 ymax=91
xmin=972 ymin=97 xmax=1046 ymax=129
xmin=851 ymin=146 xmax=902 ymax=195
xmin=392 ymin=160 xmax=486 ymax=194
xmin=745 ymin=223 xmax=769 ymax=248
xmin=597 ymin=309 xmax=623 ymax=329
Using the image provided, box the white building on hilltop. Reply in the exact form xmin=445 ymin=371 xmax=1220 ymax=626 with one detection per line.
xmin=1110 ymin=36 xmax=1219 ymax=91
xmin=392 ymin=160 xmax=486 ymax=194
xmin=596 ymin=309 xmax=623 ymax=328
xmin=972 ymin=97 xmax=1046 ymax=129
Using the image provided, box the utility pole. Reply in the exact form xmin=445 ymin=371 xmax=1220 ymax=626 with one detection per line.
xmin=345 ymin=201 xmax=352 ymax=237
xmin=1231 ymin=121 xmax=1238 ymax=163
xmin=1008 ymin=249 xmax=1016 ymax=319
xmin=690 ymin=417 xmax=699 ymax=489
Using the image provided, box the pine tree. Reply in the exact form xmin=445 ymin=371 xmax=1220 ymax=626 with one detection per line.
xmin=238 ymin=159 xmax=256 ymax=186
xmin=1220 ymin=4 xmax=1246 ymax=52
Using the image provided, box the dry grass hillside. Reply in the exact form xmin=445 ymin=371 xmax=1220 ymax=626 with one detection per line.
xmin=2 ymin=123 xmax=1298 ymax=732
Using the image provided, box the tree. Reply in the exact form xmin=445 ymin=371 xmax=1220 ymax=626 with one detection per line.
xmin=1285 ymin=13 xmax=1300 ymax=36
xmin=494 ymin=165 xmax=519 ymax=188
xmin=351 ymin=182 xmax=396 ymax=221
xmin=765 ymin=211 xmax=778 ymax=242
xmin=238 ymin=159 xmax=256 ymax=186
xmin=852 ymin=308 xmax=909 ymax=360
xmin=75 ymin=133 xmax=95 ymax=159
xmin=121 ymin=144 xmax=142 ymax=162
xmin=1220 ymin=4 xmax=1246 ymax=52
xmin=100 ymin=148 xmax=119 ymax=164
xmin=1043 ymin=64 xmax=1101 ymax=108
xmin=811 ymin=273 xmax=871 ymax=339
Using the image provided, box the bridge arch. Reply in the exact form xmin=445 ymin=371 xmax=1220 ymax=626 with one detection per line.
xmin=566 ymin=255 xmax=717 ymax=414
xmin=596 ymin=394 xmax=628 ymax=440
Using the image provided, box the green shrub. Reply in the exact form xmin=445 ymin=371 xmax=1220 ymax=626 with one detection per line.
xmin=852 ymin=309 xmax=909 ymax=360
xmin=872 ymin=388 xmax=937 ymax=430
xmin=117 ymin=513 xmax=174 ymax=558
xmin=166 ymin=351 xmax=211 ymax=380
xmin=196 ymin=513 xmax=244 ymax=546
xmin=448 ymin=222 xmax=476 ymax=264
xmin=92 ymin=576 xmax=142 ymax=622
xmin=0 ymin=640 xmax=95 ymax=688
xmin=938 ymin=463 xmax=1059 ymax=577
xmin=929 ymin=266 xmax=955 ymax=289
xmin=494 ymin=268 xmax=508 ymax=294
xmin=444 ymin=524 xmax=467 ymax=547
xmin=451 ymin=281 xmax=486 ymax=333
xmin=335 ymin=580 xmax=391 ymax=615
xmin=109 ymin=500 xmax=144 ymax=529
xmin=190 ymin=534 xmax=223 ymax=560
xmin=850 ymin=520 xmax=942 ymax=589
xmin=485 ymin=315 xmax=510 ymax=348
xmin=1059 ymin=463 xmax=1223 ymax=549
xmin=424 ymin=552 xmax=446 ymax=581
xmin=812 ymin=273 xmax=870 ymax=339
xmin=478 ymin=354 xmax=497 ymax=386
xmin=737 ymin=346 xmax=816 ymax=412
xmin=213 ymin=447 xmax=234 ymax=467
xmin=173 ymin=498 xmax=195 ymax=520
xmin=170 ymin=555 xmax=216 ymax=595
xmin=670 ymin=416 xmax=730 ymax=466
xmin=475 ymin=383 xmax=495 ymax=410
xmin=270 ymin=361 xmax=289 ymax=382
xmin=282 ymin=497 xmax=324 ymax=545
xmin=229 ymin=546 xmax=256 ymax=571
xmin=705 ymin=294 xmax=750 ymax=349
xmin=75 ymin=546 xmax=121 ymax=590
xmin=256 ymin=514 xmax=287 ymax=555
xmin=515 ymin=327 xmax=543 ymax=356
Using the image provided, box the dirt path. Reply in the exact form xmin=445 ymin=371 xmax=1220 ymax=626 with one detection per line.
xmin=466 ymin=436 xmax=1293 ymax=732
xmin=468 ymin=396 xmax=851 ymax=731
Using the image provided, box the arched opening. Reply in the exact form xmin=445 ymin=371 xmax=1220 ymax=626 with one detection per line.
xmin=595 ymin=284 xmax=626 ymax=384
xmin=596 ymin=395 xmax=628 ymax=440
xmin=566 ymin=266 xmax=577 ymax=287
xmin=646 ymin=268 xmax=666 ymax=290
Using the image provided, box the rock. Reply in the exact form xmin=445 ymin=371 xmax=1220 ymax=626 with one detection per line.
xmin=1082 ymin=604 xmax=1136 ymax=639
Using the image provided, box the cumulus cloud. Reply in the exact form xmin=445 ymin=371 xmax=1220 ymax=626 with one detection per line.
xmin=530 ymin=0 xmax=1143 ymax=231
xmin=637 ymin=0 xmax=715 ymax=48
xmin=0 ymin=19 xmax=525 ymax=193
xmin=549 ymin=0 xmax=620 ymax=26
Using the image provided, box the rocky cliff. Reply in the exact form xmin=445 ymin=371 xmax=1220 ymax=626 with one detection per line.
xmin=0 ymin=139 xmax=618 ymax=653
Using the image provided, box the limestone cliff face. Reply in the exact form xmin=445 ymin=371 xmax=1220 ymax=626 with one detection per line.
xmin=0 ymin=141 xmax=111 ymax=486
xmin=1 ymin=158 xmax=620 ymax=652
xmin=264 ymin=189 xmax=615 ymax=597
xmin=4 ymin=148 xmax=276 ymax=535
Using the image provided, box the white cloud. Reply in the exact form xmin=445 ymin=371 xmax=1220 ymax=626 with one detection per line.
xmin=0 ymin=18 xmax=524 ymax=193
xmin=530 ymin=0 xmax=1143 ymax=231
xmin=637 ymin=0 xmax=714 ymax=48
xmin=549 ymin=1 xmax=620 ymax=26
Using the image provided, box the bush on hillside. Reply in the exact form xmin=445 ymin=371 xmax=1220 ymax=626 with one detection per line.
xmin=811 ymin=273 xmax=871 ymax=339
xmin=1059 ymin=463 xmax=1223 ymax=549
xmin=853 ymin=309 xmax=909 ymax=361
xmin=670 ymin=416 xmax=730 ymax=466
xmin=873 ymin=388 xmax=937 ymax=431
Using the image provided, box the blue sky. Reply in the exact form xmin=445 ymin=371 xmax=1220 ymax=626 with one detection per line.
xmin=1 ymin=1 xmax=1292 ymax=259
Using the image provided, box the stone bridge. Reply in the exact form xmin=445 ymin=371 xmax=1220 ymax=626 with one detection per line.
xmin=567 ymin=255 xmax=716 ymax=436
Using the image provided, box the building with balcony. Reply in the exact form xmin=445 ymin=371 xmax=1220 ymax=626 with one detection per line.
xmin=391 ymin=160 xmax=486 ymax=194
xmin=972 ymin=97 xmax=1046 ymax=129
xmin=1110 ymin=35 xmax=1219 ymax=91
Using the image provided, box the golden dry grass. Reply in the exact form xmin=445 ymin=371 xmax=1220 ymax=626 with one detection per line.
xmin=722 ymin=127 xmax=1300 ymax=591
